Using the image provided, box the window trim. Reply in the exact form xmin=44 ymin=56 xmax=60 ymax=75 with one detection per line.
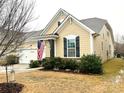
xmin=64 ymin=35 xmax=78 ymax=58
xmin=67 ymin=38 xmax=76 ymax=57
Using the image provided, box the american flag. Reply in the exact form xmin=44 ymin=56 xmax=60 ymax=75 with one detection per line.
xmin=37 ymin=40 xmax=45 ymax=60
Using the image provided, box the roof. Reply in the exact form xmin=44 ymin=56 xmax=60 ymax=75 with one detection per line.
xmin=80 ymin=18 xmax=107 ymax=33
xmin=0 ymin=28 xmax=25 ymax=44
xmin=24 ymin=30 xmax=42 ymax=41
xmin=41 ymin=8 xmax=69 ymax=35
xmin=80 ymin=17 xmax=114 ymax=43
xmin=41 ymin=8 xmax=114 ymax=42
xmin=53 ymin=15 xmax=95 ymax=34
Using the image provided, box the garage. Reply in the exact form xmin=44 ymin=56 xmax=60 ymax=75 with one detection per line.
xmin=19 ymin=49 xmax=37 ymax=64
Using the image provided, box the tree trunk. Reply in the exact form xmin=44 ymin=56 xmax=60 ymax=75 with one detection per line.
xmin=5 ymin=66 xmax=9 ymax=83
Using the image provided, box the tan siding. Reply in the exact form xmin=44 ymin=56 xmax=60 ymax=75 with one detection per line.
xmin=94 ymin=25 xmax=114 ymax=62
xmin=56 ymin=20 xmax=91 ymax=58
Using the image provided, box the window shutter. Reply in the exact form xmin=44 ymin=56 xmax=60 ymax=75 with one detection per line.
xmin=64 ymin=38 xmax=67 ymax=57
xmin=76 ymin=36 xmax=80 ymax=57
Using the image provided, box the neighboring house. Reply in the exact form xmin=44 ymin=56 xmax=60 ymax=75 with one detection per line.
xmin=0 ymin=28 xmax=24 ymax=59
xmin=0 ymin=29 xmax=42 ymax=64
xmin=39 ymin=8 xmax=114 ymax=62
xmin=18 ymin=31 xmax=43 ymax=64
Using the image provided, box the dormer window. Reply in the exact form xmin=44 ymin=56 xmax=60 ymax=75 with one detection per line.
xmin=58 ymin=19 xmax=64 ymax=27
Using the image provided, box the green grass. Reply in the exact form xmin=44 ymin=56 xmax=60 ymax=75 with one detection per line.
xmin=103 ymin=58 xmax=124 ymax=77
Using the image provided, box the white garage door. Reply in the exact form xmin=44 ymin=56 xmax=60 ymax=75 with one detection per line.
xmin=19 ymin=49 xmax=37 ymax=64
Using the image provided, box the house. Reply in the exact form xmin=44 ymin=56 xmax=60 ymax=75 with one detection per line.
xmin=39 ymin=8 xmax=114 ymax=62
xmin=18 ymin=31 xmax=45 ymax=64
xmin=18 ymin=8 xmax=114 ymax=64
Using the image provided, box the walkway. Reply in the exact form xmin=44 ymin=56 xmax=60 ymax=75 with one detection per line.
xmin=0 ymin=64 xmax=43 ymax=73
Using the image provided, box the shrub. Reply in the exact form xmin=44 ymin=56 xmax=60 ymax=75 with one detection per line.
xmin=57 ymin=61 xmax=66 ymax=70
xmin=41 ymin=58 xmax=46 ymax=65
xmin=79 ymin=55 xmax=103 ymax=74
xmin=117 ymin=54 xmax=121 ymax=58
xmin=29 ymin=60 xmax=40 ymax=68
xmin=42 ymin=57 xmax=56 ymax=70
xmin=42 ymin=57 xmax=79 ymax=71
xmin=53 ymin=57 xmax=62 ymax=69
xmin=62 ymin=59 xmax=79 ymax=71
xmin=6 ymin=55 xmax=18 ymax=65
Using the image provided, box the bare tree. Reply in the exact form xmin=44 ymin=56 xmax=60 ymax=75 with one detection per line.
xmin=0 ymin=0 xmax=35 ymax=58
xmin=115 ymin=35 xmax=124 ymax=57
xmin=122 ymin=35 xmax=124 ymax=43
xmin=0 ymin=0 xmax=35 ymax=84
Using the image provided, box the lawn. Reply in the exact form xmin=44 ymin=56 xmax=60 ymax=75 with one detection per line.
xmin=0 ymin=58 xmax=124 ymax=93
xmin=103 ymin=58 xmax=124 ymax=76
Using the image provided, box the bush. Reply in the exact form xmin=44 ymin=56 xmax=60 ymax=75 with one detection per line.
xmin=42 ymin=56 xmax=103 ymax=74
xmin=42 ymin=57 xmax=56 ymax=70
xmin=29 ymin=60 xmax=40 ymax=68
xmin=79 ymin=55 xmax=103 ymax=74
xmin=42 ymin=57 xmax=79 ymax=71
xmin=53 ymin=57 xmax=62 ymax=69
xmin=117 ymin=54 xmax=121 ymax=58
xmin=62 ymin=59 xmax=79 ymax=71
xmin=6 ymin=55 xmax=18 ymax=65
xmin=41 ymin=58 xmax=46 ymax=65
xmin=57 ymin=60 xmax=66 ymax=70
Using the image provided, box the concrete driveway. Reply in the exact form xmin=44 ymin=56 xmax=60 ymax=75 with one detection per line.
xmin=0 ymin=64 xmax=42 ymax=73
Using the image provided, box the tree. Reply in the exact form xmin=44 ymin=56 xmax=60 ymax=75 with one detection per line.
xmin=122 ymin=35 xmax=124 ymax=42
xmin=0 ymin=0 xmax=35 ymax=84
xmin=0 ymin=0 xmax=35 ymax=57
xmin=115 ymin=35 xmax=124 ymax=57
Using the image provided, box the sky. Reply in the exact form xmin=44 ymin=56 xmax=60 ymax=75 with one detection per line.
xmin=29 ymin=0 xmax=124 ymax=40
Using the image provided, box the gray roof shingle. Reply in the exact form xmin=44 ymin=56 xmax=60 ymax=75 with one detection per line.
xmin=80 ymin=17 xmax=107 ymax=33
xmin=24 ymin=30 xmax=42 ymax=41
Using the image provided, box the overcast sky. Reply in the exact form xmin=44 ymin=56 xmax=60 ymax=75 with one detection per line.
xmin=29 ymin=0 xmax=124 ymax=40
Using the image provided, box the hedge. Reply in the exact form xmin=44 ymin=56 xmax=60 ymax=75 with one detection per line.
xmin=41 ymin=55 xmax=103 ymax=74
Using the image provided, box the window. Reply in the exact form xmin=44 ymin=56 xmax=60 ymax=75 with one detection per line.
xmin=68 ymin=39 xmax=76 ymax=57
xmin=64 ymin=35 xmax=80 ymax=57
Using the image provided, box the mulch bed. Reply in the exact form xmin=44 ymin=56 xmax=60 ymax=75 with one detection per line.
xmin=0 ymin=83 xmax=24 ymax=93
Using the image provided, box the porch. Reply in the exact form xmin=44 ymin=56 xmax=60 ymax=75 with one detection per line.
xmin=34 ymin=34 xmax=59 ymax=58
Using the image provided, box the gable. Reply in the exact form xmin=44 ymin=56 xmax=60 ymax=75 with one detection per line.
xmin=46 ymin=14 xmax=67 ymax=35
xmin=53 ymin=15 xmax=95 ymax=35
xmin=41 ymin=9 xmax=68 ymax=35
xmin=55 ymin=19 xmax=92 ymax=57
xmin=100 ymin=24 xmax=114 ymax=44
xmin=57 ymin=18 xmax=90 ymax=37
